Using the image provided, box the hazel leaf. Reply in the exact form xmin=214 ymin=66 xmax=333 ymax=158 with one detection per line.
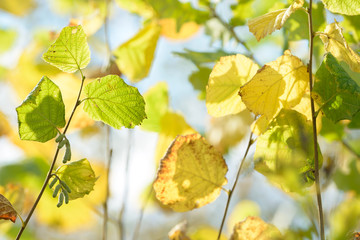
xmin=56 ymin=159 xmax=97 ymax=200
xmin=320 ymin=21 xmax=360 ymax=73
xmin=313 ymin=53 xmax=360 ymax=122
xmin=83 ymin=75 xmax=146 ymax=129
xmin=153 ymin=133 xmax=228 ymax=212
xmin=206 ymin=54 xmax=259 ymax=117
xmin=240 ymin=50 xmax=308 ymax=122
xmin=43 ymin=25 xmax=90 ymax=73
xmin=248 ymin=0 xmax=304 ymax=41
xmin=16 ymin=76 xmax=65 ymax=143
xmin=321 ymin=0 xmax=360 ymax=16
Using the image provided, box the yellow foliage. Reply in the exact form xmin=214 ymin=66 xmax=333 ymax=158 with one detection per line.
xmin=240 ymin=50 xmax=308 ymax=122
xmin=227 ymin=200 xmax=261 ymax=233
xmin=160 ymin=18 xmax=200 ymax=40
xmin=248 ymin=0 xmax=304 ymax=41
xmin=190 ymin=226 xmax=228 ymax=240
xmin=153 ymin=133 xmax=228 ymax=212
xmin=113 ymin=23 xmax=161 ymax=82
xmin=230 ymin=216 xmax=282 ymax=240
xmin=0 ymin=0 xmax=36 ymax=16
xmin=206 ymin=54 xmax=259 ymax=117
xmin=320 ymin=21 xmax=360 ymax=73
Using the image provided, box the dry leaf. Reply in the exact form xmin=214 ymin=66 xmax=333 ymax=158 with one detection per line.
xmin=0 ymin=194 xmax=17 ymax=223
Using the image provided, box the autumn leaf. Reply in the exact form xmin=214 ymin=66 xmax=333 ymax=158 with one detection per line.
xmin=0 ymin=194 xmax=17 ymax=223
xmin=153 ymin=133 xmax=228 ymax=212
xmin=240 ymin=50 xmax=308 ymax=122
xmin=320 ymin=21 xmax=360 ymax=73
xmin=168 ymin=221 xmax=191 ymax=240
xmin=248 ymin=0 xmax=304 ymax=41
xmin=113 ymin=23 xmax=160 ymax=82
xmin=230 ymin=216 xmax=282 ymax=240
xmin=206 ymin=54 xmax=259 ymax=117
xmin=160 ymin=18 xmax=200 ymax=40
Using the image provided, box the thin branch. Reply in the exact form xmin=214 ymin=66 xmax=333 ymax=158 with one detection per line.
xmin=307 ymin=1 xmax=325 ymax=239
xmin=208 ymin=6 xmax=255 ymax=62
xmin=103 ymin=126 xmax=113 ymax=240
xmin=16 ymin=75 xmax=86 ymax=240
xmin=102 ymin=1 xmax=113 ymax=239
xmin=118 ymin=129 xmax=133 ymax=240
xmin=217 ymin=132 xmax=255 ymax=240
xmin=132 ymin=187 xmax=153 ymax=240
xmin=342 ymin=140 xmax=360 ymax=159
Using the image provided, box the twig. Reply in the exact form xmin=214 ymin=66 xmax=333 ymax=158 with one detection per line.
xmin=132 ymin=187 xmax=153 ymax=240
xmin=307 ymin=1 xmax=325 ymax=239
xmin=341 ymin=140 xmax=360 ymax=159
xmin=102 ymin=1 xmax=113 ymax=239
xmin=16 ymin=72 xmax=86 ymax=239
xmin=118 ymin=129 xmax=133 ymax=240
xmin=217 ymin=132 xmax=255 ymax=240
xmin=209 ymin=5 xmax=255 ymax=62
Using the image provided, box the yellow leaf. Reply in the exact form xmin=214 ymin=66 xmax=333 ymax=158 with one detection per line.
xmin=250 ymin=115 xmax=271 ymax=136
xmin=240 ymin=50 xmax=308 ymax=122
xmin=206 ymin=54 xmax=259 ymax=117
xmin=153 ymin=133 xmax=228 ymax=212
xmin=248 ymin=0 xmax=304 ymax=41
xmin=230 ymin=216 xmax=282 ymax=240
xmin=155 ymin=112 xmax=195 ymax=164
xmin=69 ymin=10 xmax=105 ymax=36
xmin=320 ymin=21 xmax=360 ymax=73
xmin=113 ymin=23 xmax=161 ymax=83
xmin=0 ymin=0 xmax=36 ymax=16
xmin=160 ymin=18 xmax=200 ymax=40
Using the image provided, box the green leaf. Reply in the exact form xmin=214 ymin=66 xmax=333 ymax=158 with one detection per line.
xmin=230 ymin=0 xmax=254 ymax=26
xmin=56 ymin=159 xmax=97 ymax=200
xmin=83 ymin=75 xmax=146 ymax=129
xmin=113 ymin=23 xmax=160 ymax=82
xmin=319 ymin=116 xmax=345 ymax=142
xmin=284 ymin=2 xmax=326 ymax=40
xmin=148 ymin=0 xmax=209 ymax=31
xmin=16 ymin=76 xmax=65 ymax=143
xmin=334 ymin=159 xmax=360 ymax=195
xmin=254 ymin=109 xmax=322 ymax=192
xmin=140 ymin=82 xmax=168 ymax=132
xmin=321 ymin=0 xmax=360 ymax=15
xmin=189 ymin=66 xmax=212 ymax=100
xmin=42 ymin=25 xmax=90 ymax=73
xmin=348 ymin=111 xmax=360 ymax=128
xmin=173 ymin=49 xmax=231 ymax=67
xmin=115 ymin=0 xmax=155 ymax=19
xmin=313 ymin=53 xmax=360 ymax=123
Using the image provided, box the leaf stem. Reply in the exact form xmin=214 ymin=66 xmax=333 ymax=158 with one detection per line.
xmin=132 ymin=187 xmax=153 ymax=240
xmin=118 ymin=129 xmax=133 ymax=240
xmin=16 ymin=75 xmax=86 ymax=239
xmin=217 ymin=132 xmax=255 ymax=240
xmin=307 ymin=1 xmax=325 ymax=239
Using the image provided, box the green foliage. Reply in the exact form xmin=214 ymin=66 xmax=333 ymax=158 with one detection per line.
xmin=55 ymin=159 xmax=97 ymax=200
xmin=319 ymin=116 xmax=345 ymax=141
xmin=313 ymin=53 xmax=360 ymax=122
xmin=42 ymin=25 xmax=90 ymax=73
xmin=254 ymin=110 xmax=320 ymax=192
xmin=0 ymin=28 xmax=17 ymax=53
xmin=83 ymin=75 xmax=146 ymax=129
xmin=141 ymin=82 xmax=169 ymax=132
xmin=334 ymin=159 xmax=360 ymax=194
xmin=16 ymin=76 xmax=66 ymax=143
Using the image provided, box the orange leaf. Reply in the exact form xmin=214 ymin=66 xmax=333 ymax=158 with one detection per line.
xmin=0 ymin=194 xmax=17 ymax=223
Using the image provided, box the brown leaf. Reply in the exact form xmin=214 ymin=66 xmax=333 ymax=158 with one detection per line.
xmin=0 ymin=194 xmax=17 ymax=223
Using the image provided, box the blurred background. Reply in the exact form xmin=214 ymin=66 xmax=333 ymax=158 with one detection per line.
xmin=0 ymin=0 xmax=360 ymax=239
